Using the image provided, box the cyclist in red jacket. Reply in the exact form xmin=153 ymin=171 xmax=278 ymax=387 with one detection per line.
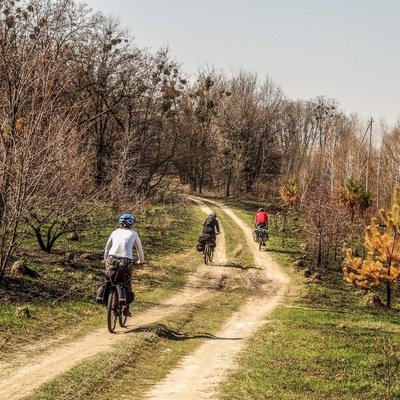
xmin=254 ymin=208 xmax=268 ymax=229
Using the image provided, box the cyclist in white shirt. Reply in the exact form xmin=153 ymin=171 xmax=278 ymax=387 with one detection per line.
xmin=104 ymin=213 xmax=145 ymax=316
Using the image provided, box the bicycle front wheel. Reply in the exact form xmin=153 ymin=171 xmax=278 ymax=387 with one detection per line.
xmin=107 ymin=288 xmax=119 ymax=333
xmin=209 ymin=244 xmax=214 ymax=262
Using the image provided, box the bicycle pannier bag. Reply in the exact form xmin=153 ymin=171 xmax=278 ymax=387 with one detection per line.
xmin=95 ymin=282 xmax=109 ymax=304
xmin=126 ymin=287 xmax=134 ymax=304
xmin=252 ymin=229 xmax=259 ymax=242
xmin=117 ymin=284 xmax=134 ymax=306
xmin=197 ymin=234 xmax=212 ymax=251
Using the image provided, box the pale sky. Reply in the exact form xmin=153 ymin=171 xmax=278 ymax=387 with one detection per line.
xmin=82 ymin=0 xmax=400 ymax=126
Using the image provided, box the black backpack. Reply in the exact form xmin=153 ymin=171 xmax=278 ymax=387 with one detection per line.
xmin=203 ymin=217 xmax=214 ymax=234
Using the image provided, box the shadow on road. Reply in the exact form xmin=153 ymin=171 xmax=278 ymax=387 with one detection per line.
xmin=124 ymin=323 xmax=243 ymax=341
xmin=211 ymin=262 xmax=261 ymax=270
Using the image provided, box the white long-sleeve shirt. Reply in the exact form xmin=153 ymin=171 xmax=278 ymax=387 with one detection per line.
xmin=104 ymin=228 xmax=145 ymax=263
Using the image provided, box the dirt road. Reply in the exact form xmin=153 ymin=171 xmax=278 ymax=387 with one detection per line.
xmin=0 ymin=199 xmax=291 ymax=399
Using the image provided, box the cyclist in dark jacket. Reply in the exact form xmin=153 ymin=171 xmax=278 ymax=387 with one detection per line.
xmin=202 ymin=211 xmax=221 ymax=245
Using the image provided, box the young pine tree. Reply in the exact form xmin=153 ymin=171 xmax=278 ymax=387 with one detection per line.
xmin=338 ymin=177 xmax=373 ymax=222
xmin=343 ymin=190 xmax=400 ymax=308
xmin=279 ymin=178 xmax=300 ymax=209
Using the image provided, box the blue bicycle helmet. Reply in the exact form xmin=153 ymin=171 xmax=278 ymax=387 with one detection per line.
xmin=119 ymin=213 xmax=134 ymax=226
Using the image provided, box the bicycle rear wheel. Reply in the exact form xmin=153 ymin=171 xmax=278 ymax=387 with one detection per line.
xmin=107 ymin=288 xmax=119 ymax=333
xmin=259 ymin=233 xmax=263 ymax=251
xmin=203 ymin=243 xmax=209 ymax=264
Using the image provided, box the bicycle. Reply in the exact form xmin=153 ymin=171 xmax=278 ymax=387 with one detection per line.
xmin=202 ymin=232 xmax=220 ymax=264
xmin=106 ymin=281 xmax=131 ymax=333
xmin=254 ymin=226 xmax=269 ymax=251
xmin=202 ymin=236 xmax=214 ymax=264
xmin=101 ymin=262 xmax=135 ymax=333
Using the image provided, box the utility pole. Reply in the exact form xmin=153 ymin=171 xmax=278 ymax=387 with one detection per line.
xmin=365 ymin=118 xmax=373 ymax=192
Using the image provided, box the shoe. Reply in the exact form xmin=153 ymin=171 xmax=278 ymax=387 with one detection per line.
xmin=123 ymin=307 xmax=132 ymax=317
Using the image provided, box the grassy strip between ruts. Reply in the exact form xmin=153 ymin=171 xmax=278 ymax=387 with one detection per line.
xmin=23 ymin=291 xmax=247 ymax=400
xmin=211 ymin=202 xmax=254 ymax=269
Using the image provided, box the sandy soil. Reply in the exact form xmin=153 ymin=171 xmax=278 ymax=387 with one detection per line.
xmin=0 ymin=199 xmax=292 ymax=400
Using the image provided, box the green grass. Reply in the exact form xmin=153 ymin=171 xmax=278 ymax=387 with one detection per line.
xmin=220 ymin=301 xmax=400 ymax=399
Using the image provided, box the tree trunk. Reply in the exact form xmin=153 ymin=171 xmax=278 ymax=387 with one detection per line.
xmin=317 ymin=233 xmax=322 ymax=268
xmin=226 ymin=169 xmax=232 ymax=197
xmin=386 ymin=281 xmax=391 ymax=308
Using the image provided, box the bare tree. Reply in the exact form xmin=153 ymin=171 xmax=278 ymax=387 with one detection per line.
xmin=70 ymin=11 xmax=136 ymax=187
xmin=175 ymin=70 xmax=226 ymax=193
xmin=216 ymin=72 xmax=284 ymax=197
xmin=103 ymin=48 xmax=188 ymax=199
xmin=0 ymin=0 xmax=95 ymax=278
xmin=380 ymin=123 xmax=400 ymax=206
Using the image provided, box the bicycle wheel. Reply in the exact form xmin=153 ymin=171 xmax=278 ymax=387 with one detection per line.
xmin=203 ymin=243 xmax=209 ymax=264
xmin=118 ymin=286 xmax=128 ymax=327
xmin=119 ymin=309 xmax=127 ymax=327
xmin=209 ymin=244 xmax=214 ymax=262
xmin=259 ymin=233 xmax=263 ymax=251
xmin=107 ymin=287 xmax=119 ymax=333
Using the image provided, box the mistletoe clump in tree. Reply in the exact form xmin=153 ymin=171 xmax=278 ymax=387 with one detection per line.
xmin=343 ymin=195 xmax=400 ymax=308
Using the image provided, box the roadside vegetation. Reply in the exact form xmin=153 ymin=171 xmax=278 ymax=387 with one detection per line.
xmin=219 ymin=203 xmax=400 ymax=400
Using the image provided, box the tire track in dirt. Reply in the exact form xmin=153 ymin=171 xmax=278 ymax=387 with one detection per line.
xmin=0 ymin=286 xmax=217 ymax=399
xmin=143 ymin=198 xmax=291 ymax=399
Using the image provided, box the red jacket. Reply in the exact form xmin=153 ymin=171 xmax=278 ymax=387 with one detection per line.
xmin=255 ymin=211 xmax=268 ymax=226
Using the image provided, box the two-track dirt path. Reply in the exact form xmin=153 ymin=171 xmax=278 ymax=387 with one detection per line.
xmin=0 ymin=199 xmax=292 ymax=400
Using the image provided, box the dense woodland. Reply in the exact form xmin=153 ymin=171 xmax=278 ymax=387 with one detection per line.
xmin=0 ymin=0 xmax=399 ymax=281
